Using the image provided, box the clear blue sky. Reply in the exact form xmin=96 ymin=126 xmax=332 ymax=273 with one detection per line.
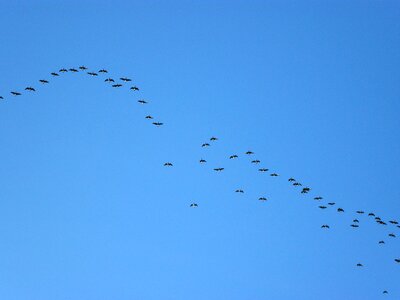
xmin=0 ymin=1 xmax=399 ymax=299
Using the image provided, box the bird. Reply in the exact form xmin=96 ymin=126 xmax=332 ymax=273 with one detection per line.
xmin=321 ymin=225 xmax=330 ymax=229
xmin=337 ymin=208 xmax=344 ymax=212
xmin=130 ymin=86 xmax=139 ymax=91
xmin=388 ymin=233 xmax=396 ymax=238
xmin=375 ymin=217 xmax=382 ymax=221
xmin=395 ymin=259 xmax=400 ymax=263
xmin=288 ymin=178 xmax=296 ymax=182
xmin=229 ymin=155 xmax=238 ymax=159
xmin=389 ymin=220 xmax=398 ymax=225
xmin=99 ymin=69 xmax=108 ymax=73
xmin=145 ymin=115 xmax=153 ymax=119
xmin=87 ymin=72 xmax=98 ymax=76
xmin=202 ymin=143 xmax=210 ymax=147
xmin=199 ymin=159 xmax=206 ymax=163
xmin=25 ymin=87 xmax=35 ymax=91
xmin=59 ymin=68 xmax=68 ymax=73
xmin=138 ymin=100 xmax=148 ymax=104
xmin=270 ymin=173 xmax=279 ymax=177
xmin=356 ymin=263 xmax=363 ymax=267
xmin=251 ymin=160 xmax=260 ymax=164
xmin=120 ymin=77 xmax=132 ymax=82
xmin=11 ymin=91 xmax=21 ymax=96
xmin=328 ymin=202 xmax=335 ymax=206
xmin=69 ymin=68 xmax=78 ymax=72
xmin=245 ymin=151 xmax=254 ymax=155
xmin=210 ymin=137 xmax=218 ymax=141
xmin=190 ymin=203 xmax=198 ymax=208
xmin=258 ymin=197 xmax=267 ymax=201
xmin=377 ymin=221 xmax=387 ymax=225
xmin=293 ymin=182 xmax=302 ymax=186
xmin=301 ymin=187 xmax=311 ymax=193
xmin=378 ymin=240 xmax=385 ymax=244
xmin=164 ymin=162 xmax=173 ymax=167
xmin=235 ymin=189 xmax=244 ymax=193
xmin=353 ymin=219 xmax=359 ymax=223
xmin=314 ymin=196 xmax=323 ymax=200
xmin=397 ymin=225 xmax=400 ymax=228
xmin=39 ymin=79 xmax=49 ymax=84
xmin=105 ymin=78 xmax=115 ymax=83
xmin=258 ymin=168 xmax=269 ymax=172
xmin=112 ymin=84 xmax=122 ymax=88
xmin=79 ymin=66 xmax=88 ymax=70
xmin=351 ymin=224 xmax=359 ymax=228
xmin=319 ymin=206 xmax=327 ymax=209
xmin=0 ymin=96 xmax=3 ymax=99
xmin=213 ymin=168 xmax=224 ymax=172
xmin=368 ymin=213 xmax=375 ymax=217
xmin=383 ymin=290 xmax=388 ymax=294
xmin=356 ymin=210 xmax=365 ymax=214
xmin=152 ymin=122 xmax=163 ymax=126
xmin=51 ymin=72 xmax=59 ymax=76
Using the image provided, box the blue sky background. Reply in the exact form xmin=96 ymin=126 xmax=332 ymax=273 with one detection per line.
xmin=0 ymin=1 xmax=399 ymax=299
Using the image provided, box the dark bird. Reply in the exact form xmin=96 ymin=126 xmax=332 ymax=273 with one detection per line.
xmin=130 ymin=86 xmax=139 ymax=91
xmin=105 ymin=78 xmax=115 ymax=83
xmin=319 ymin=206 xmax=327 ymax=209
xmin=351 ymin=224 xmax=359 ymax=228
xmin=270 ymin=173 xmax=279 ymax=177
xmin=251 ymin=160 xmax=260 ymax=164
xmin=395 ymin=259 xmax=400 ymax=263
xmin=321 ymin=225 xmax=330 ymax=229
xmin=383 ymin=291 xmax=388 ymax=294
xmin=293 ymin=182 xmax=302 ymax=186
xmin=69 ymin=68 xmax=78 ymax=72
xmin=375 ymin=217 xmax=382 ymax=221
xmin=145 ymin=115 xmax=153 ymax=119
xmin=356 ymin=210 xmax=365 ymax=214
xmin=397 ymin=225 xmax=400 ymax=228
xmin=259 ymin=168 xmax=269 ymax=172
xmin=314 ymin=196 xmax=323 ymax=200
xmin=51 ymin=72 xmax=59 ymax=76
xmin=378 ymin=240 xmax=385 ymax=244
xmin=59 ymin=68 xmax=68 ymax=72
xmin=98 ymin=69 xmax=108 ymax=73
xmin=229 ymin=155 xmax=238 ymax=159
xmin=112 ymin=84 xmax=122 ymax=88
xmin=190 ymin=203 xmax=198 ymax=208
xmin=210 ymin=137 xmax=218 ymax=141
xmin=301 ymin=187 xmax=311 ymax=194
xmin=259 ymin=197 xmax=267 ymax=201
xmin=11 ymin=91 xmax=21 ymax=96
xmin=389 ymin=220 xmax=398 ymax=225
xmin=377 ymin=221 xmax=387 ymax=225
xmin=356 ymin=263 xmax=363 ymax=267
xmin=235 ymin=189 xmax=244 ymax=193
xmin=138 ymin=100 xmax=148 ymax=104
xmin=213 ymin=168 xmax=224 ymax=172
xmin=164 ymin=162 xmax=173 ymax=167
xmin=388 ymin=233 xmax=396 ymax=238
xmin=202 ymin=143 xmax=210 ymax=147
xmin=25 ymin=87 xmax=35 ymax=91
xmin=368 ymin=213 xmax=375 ymax=217
xmin=87 ymin=72 xmax=98 ymax=76
xmin=199 ymin=159 xmax=206 ymax=163
xmin=288 ymin=178 xmax=296 ymax=182
xmin=353 ymin=219 xmax=359 ymax=223
xmin=245 ymin=151 xmax=254 ymax=155
xmin=79 ymin=66 xmax=88 ymax=70
xmin=152 ymin=122 xmax=163 ymax=126
xmin=337 ymin=208 xmax=344 ymax=212
xmin=328 ymin=202 xmax=335 ymax=206
xmin=120 ymin=77 xmax=132 ymax=82
xmin=0 ymin=96 xmax=3 ymax=99
xmin=39 ymin=79 xmax=49 ymax=84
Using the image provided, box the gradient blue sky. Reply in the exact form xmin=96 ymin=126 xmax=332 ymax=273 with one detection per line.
xmin=0 ymin=1 xmax=399 ymax=299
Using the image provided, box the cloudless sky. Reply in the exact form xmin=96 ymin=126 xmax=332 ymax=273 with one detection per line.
xmin=0 ymin=1 xmax=399 ymax=299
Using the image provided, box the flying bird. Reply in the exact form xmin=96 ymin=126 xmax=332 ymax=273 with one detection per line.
xmin=245 ymin=151 xmax=254 ymax=155
xmin=164 ymin=162 xmax=173 ymax=167
xmin=356 ymin=210 xmax=365 ymax=214
xmin=351 ymin=224 xmax=359 ymax=228
xmin=25 ymin=87 xmax=35 ymax=91
xmin=120 ymin=77 xmax=132 ymax=82
xmin=69 ymin=68 xmax=78 ymax=72
xmin=51 ymin=72 xmax=59 ymax=76
xmin=130 ymin=86 xmax=139 ymax=91
xmin=368 ymin=213 xmax=375 ymax=217
xmin=388 ymin=233 xmax=396 ymax=238
xmin=235 ymin=189 xmax=244 ymax=193
xmin=11 ymin=91 xmax=21 ymax=96
xmin=190 ymin=203 xmax=198 ymax=208
xmin=378 ymin=241 xmax=385 ymax=244
xmin=258 ymin=197 xmax=267 ymax=201
xmin=152 ymin=122 xmax=163 ymax=126
xmin=288 ymin=178 xmax=296 ymax=182
xmin=199 ymin=159 xmax=206 ymax=163
xmin=337 ymin=208 xmax=344 ymax=212
xmin=251 ymin=160 xmax=260 ymax=164
xmin=105 ymin=78 xmax=115 ymax=83
xmin=319 ymin=206 xmax=327 ymax=209
xmin=213 ymin=168 xmax=224 ymax=172
xmin=145 ymin=115 xmax=153 ymax=119
xmin=112 ymin=84 xmax=122 ymax=88
xmin=258 ymin=168 xmax=269 ymax=172
xmin=39 ymin=79 xmax=49 ymax=84
xmin=87 ymin=72 xmax=98 ymax=76
xmin=321 ymin=225 xmax=330 ymax=229
xmin=79 ymin=66 xmax=88 ymax=70
xmin=395 ymin=259 xmax=400 ymax=263
xmin=98 ymin=69 xmax=108 ymax=73
xmin=301 ymin=187 xmax=311 ymax=193
xmin=59 ymin=68 xmax=68 ymax=73
xmin=229 ymin=155 xmax=238 ymax=159
xmin=356 ymin=263 xmax=363 ymax=267
xmin=383 ymin=291 xmax=388 ymax=294
xmin=293 ymin=182 xmax=302 ymax=186
xmin=314 ymin=196 xmax=323 ymax=200
xmin=270 ymin=173 xmax=279 ymax=177
xmin=389 ymin=220 xmax=398 ymax=225
xmin=138 ymin=100 xmax=148 ymax=104
xmin=0 ymin=96 xmax=3 ymax=99
xmin=210 ymin=137 xmax=218 ymax=141
xmin=353 ymin=219 xmax=359 ymax=223
xmin=202 ymin=143 xmax=210 ymax=147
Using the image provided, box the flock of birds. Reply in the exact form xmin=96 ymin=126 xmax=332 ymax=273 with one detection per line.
xmin=1 ymin=66 xmax=399 ymax=296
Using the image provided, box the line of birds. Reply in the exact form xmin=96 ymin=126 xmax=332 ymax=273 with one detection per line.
xmin=1 ymin=66 xmax=398 ymax=296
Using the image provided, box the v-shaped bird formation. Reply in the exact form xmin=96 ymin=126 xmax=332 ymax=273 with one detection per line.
xmin=0 ymin=66 xmax=398 ymax=296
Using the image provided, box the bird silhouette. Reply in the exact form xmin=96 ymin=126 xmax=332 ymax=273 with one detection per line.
xmin=383 ymin=290 xmax=388 ymax=294
xmin=389 ymin=220 xmax=398 ymax=225
xmin=79 ymin=66 xmax=88 ymax=70
xmin=190 ymin=203 xmax=198 ymax=208
xmin=321 ymin=225 xmax=330 ymax=229
xmin=130 ymin=86 xmax=139 ymax=91
xmin=0 ymin=96 xmax=3 ymax=99
xmin=213 ymin=168 xmax=224 ymax=172
xmin=378 ymin=241 xmax=385 ymax=244
xmin=314 ymin=196 xmax=323 ymax=200
xmin=229 ymin=155 xmax=238 ymax=159
xmin=39 ymin=79 xmax=49 ymax=84
xmin=145 ymin=115 xmax=153 ymax=119
xmin=395 ymin=259 xmax=400 ymax=263
xmin=328 ymin=202 xmax=335 ymax=206
xmin=251 ymin=160 xmax=260 ymax=164
xmin=258 ymin=168 xmax=269 ymax=172
xmin=293 ymin=182 xmax=302 ymax=186
xmin=202 ymin=143 xmax=210 ymax=147
xmin=353 ymin=219 xmax=359 ymax=223
xmin=25 ymin=87 xmax=36 ymax=92
xmin=59 ymin=68 xmax=68 ymax=73
xmin=356 ymin=210 xmax=365 ymax=214
xmin=388 ymin=233 xmax=396 ymax=238
xmin=199 ymin=159 xmax=206 ymax=163
xmin=99 ymin=69 xmax=108 ymax=73
xmin=270 ymin=173 xmax=279 ymax=177
xmin=87 ymin=72 xmax=98 ymax=76
xmin=138 ymin=100 xmax=148 ymax=104
xmin=210 ymin=137 xmax=218 ymax=141
xmin=319 ymin=206 xmax=327 ymax=209
xmin=112 ymin=84 xmax=122 ymax=88
xmin=245 ymin=151 xmax=254 ymax=155
xmin=356 ymin=263 xmax=363 ymax=267
xmin=235 ymin=189 xmax=244 ymax=193
xmin=152 ymin=122 xmax=163 ymax=126
xmin=337 ymin=208 xmax=344 ymax=212
xmin=51 ymin=72 xmax=59 ymax=76
xmin=105 ymin=78 xmax=115 ymax=83
xmin=301 ymin=187 xmax=311 ymax=193
xmin=258 ymin=197 xmax=267 ymax=201
xmin=368 ymin=213 xmax=375 ymax=217
xmin=351 ymin=224 xmax=359 ymax=228
xmin=164 ymin=162 xmax=173 ymax=167
xmin=288 ymin=178 xmax=296 ymax=182
xmin=69 ymin=68 xmax=78 ymax=72
xmin=120 ymin=77 xmax=132 ymax=82
xmin=11 ymin=91 xmax=21 ymax=96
